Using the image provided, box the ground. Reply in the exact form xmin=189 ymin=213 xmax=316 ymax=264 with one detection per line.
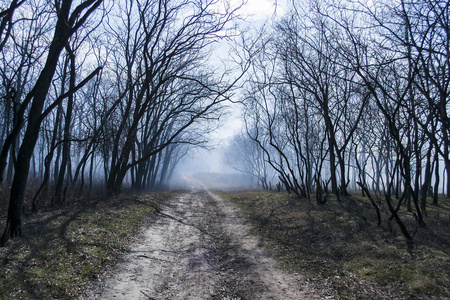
xmin=84 ymin=178 xmax=323 ymax=299
xmin=2 ymin=175 xmax=447 ymax=299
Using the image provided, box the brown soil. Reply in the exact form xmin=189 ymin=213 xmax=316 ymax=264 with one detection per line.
xmin=84 ymin=178 xmax=321 ymax=299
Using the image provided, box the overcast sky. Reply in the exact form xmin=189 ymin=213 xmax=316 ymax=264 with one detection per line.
xmin=236 ymin=0 xmax=285 ymax=20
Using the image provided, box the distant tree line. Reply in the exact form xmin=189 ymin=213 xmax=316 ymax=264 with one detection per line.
xmin=227 ymin=0 xmax=449 ymax=240
xmin=0 ymin=0 xmax=247 ymax=245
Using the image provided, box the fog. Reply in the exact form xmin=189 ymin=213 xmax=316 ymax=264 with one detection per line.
xmin=170 ymin=115 xmax=258 ymax=190
xmin=1 ymin=0 xmax=448 ymax=246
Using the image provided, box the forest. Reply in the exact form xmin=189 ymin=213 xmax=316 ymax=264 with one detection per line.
xmin=0 ymin=0 xmax=449 ymax=247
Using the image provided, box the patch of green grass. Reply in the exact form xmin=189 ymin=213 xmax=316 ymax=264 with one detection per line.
xmin=221 ymin=190 xmax=450 ymax=299
xmin=0 ymin=192 xmax=175 ymax=299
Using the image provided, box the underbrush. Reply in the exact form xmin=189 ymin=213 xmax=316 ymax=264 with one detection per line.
xmin=220 ymin=190 xmax=450 ymax=299
xmin=0 ymin=192 xmax=174 ymax=299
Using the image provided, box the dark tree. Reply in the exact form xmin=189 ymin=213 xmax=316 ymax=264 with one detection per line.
xmin=1 ymin=0 xmax=104 ymax=246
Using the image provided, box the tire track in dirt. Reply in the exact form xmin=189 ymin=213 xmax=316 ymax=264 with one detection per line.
xmin=85 ymin=178 xmax=320 ymax=299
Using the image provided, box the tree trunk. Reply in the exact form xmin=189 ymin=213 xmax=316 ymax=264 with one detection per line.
xmin=5 ymin=138 xmax=17 ymax=184
xmin=386 ymin=193 xmax=412 ymax=241
xmin=433 ymin=147 xmax=440 ymax=205
xmin=420 ymin=146 xmax=432 ymax=215
xmin=55 ymin=47 xmax=75 ymax=204
xmin=159 ymin=146 xmax=174 ymax=188
xmin=444 ymin=143 xmax=450 ymax=198
xmin=357 ymin=182 xmax=381 ymax=227
xmin=337 ymin=150 xmax=348 ymax=196
xmin=328 ymin=141 xmax=338 ymax=196
xmin=31 ymin=110 xmax=62 ymax=210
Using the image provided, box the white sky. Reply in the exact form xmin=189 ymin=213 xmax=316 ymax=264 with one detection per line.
xmin=232 ymin=0 xmax=286 ymax=21
xmin=239 ymin=0 xmax=283 ymax=19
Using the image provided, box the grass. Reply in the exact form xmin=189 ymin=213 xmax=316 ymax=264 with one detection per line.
xmin=0 ymin=192 xmax=174 ymax=299
xmin=219 ymin=190 xmax=450 ymax=299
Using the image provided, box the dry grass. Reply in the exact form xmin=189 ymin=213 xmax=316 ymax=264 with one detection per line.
xmin=219 ymin=190 xmax=450 ymax=299
xmin=0 ymin=192 xmax=175 ymax=299
xmin=1 ymin=185 xmax=448 ymax=299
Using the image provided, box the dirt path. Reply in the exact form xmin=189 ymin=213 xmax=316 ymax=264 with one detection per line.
xmin=85 ymin=179 xmax=320 ymax=299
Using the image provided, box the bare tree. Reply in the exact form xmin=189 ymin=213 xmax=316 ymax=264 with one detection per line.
xmin=1 ymin=0 xmax=104 ymax=246
xmin=241 ymin=1 xmax=370 ymax=199
xmin=102 ymin=0 xmax=245 ymax=194
xmin=0 ymin=0 xmax=24 ymax=52
xmin=225 ymin=130 xmax=271 ymax=189
xmin=239 ymin=0 xmax=449 ymax=240
xmin=0 ymin=1 xmax=53 ymax=184
xmin=324 ymin=0 xmax=436 ymax=236
xmin=276 ymin=4 xmax=371 ymax=197
xmin=407 ymin=0 xmax=450 ymax=198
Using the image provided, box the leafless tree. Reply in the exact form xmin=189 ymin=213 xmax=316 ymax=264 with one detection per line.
xmin=239 ymin=0 xmax=448 ymax=240
xmin=1 ymin=0 xmax=104 ymax=246
xmin=225 ymin=130 xmax=272 ymax=189
xmin=102 ymin=0 xmax=246 ymax=194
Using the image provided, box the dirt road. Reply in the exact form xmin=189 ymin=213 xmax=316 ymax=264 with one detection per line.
xmin=85 ymin=179 xmax=319 ymax=299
